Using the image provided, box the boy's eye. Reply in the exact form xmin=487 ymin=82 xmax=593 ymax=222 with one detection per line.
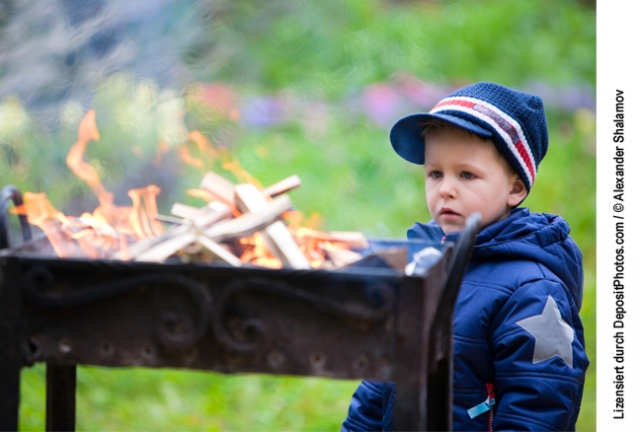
xmin=461 ymin=171 xmax=475 ymax=179
xmin=429 ymin=170 xmax=443 ymax=179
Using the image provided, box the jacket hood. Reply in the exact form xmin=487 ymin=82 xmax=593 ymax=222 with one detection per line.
xmin=407 ymin=208 xmax=584 ymax=309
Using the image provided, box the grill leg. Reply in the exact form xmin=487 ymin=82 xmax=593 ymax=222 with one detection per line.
xmin=0 ymin=258 xmax=23 ymax=431
xmin=46 ymin=364 xmax=77 ymax=431
xmin=0 ymin=352 xmax=21 ymax=431
xmin=392 ymin=278 xmax=429 ymax=431
xmin=426 ymin=357 xmax=453 ymax=431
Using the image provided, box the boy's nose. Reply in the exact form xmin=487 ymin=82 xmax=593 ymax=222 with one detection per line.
xmin=439 ymin=177 xmax=457 ymax=198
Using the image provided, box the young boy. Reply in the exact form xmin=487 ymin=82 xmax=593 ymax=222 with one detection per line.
xmin=342 ymin=82 xmax=589 ymax=431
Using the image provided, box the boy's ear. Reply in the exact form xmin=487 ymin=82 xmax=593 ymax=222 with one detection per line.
xmin=507 ymin=176 xmax=527 ymax=207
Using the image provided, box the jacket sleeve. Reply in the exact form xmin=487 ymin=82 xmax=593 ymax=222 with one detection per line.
xmin=342 ymin=380 xmax=393 ymax=432
xmin=490 ymin=278 xmax=589 ymax=431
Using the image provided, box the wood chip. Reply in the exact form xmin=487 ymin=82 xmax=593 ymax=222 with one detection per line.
xmin=193 ymin=206 xmax=233 ymax=228
xmin=196 ymin=235 xmax=243 ymax=266
xmin=135 ymin=229 xmax=197 ymax=262
xmin=204 ymin=194 xmax=293 ymax=242
xmin=155 ymin=214 xmax=184 ymax=225
xmin=200 ymin=172 xmax=236 ymax=206
xmin=171 ymin=203 xmax=201 ymax=220
xmin=112 ymin=224 xmax=190 ymax=260
xmin=327 ymin=231 xmax=369 ymax=249
xmin=262 ymin=175 xmax=301 ymax=198
xmin=339 ymin=247 xmax=407 ymax=272
xmin=235 ymin=184 xmax=310 ymax=269
xmin=319 ymin=244 xmax=363 ymax=267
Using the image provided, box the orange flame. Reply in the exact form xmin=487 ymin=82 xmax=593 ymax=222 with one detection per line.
xmin=66 ymin=109 xmax=113 ymax=208
xmin=20 ymin=108 xmax=350 ymax=268
xmin=179 ymin=130 xmax=262 ymax=188
xmin=22 ymin=110 xmax=165 ymax=258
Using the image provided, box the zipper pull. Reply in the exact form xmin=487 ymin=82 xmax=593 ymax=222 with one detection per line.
xmin=467 ymin=383 xmax=495 ymax=419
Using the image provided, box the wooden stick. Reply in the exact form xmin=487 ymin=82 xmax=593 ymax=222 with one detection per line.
xmin=320 ymin=244 xmax=363 ymax=267
xmin=200 ymin=172 xmax=236 ymax=206
xmin=262 ymin=175 xmax=301 ymax=198
xmin=112 ymin=224 xmax=191 ymax=260
xmin=339 ymin=247 xmax=408 ymax=272
xmin=235 ymin=184 xmax=310 ymax=269
xmin=171 ymin=202 xmax=233 ymax=226
xmin=293 ymin=228 xmax=369 ymax=249
xmin=205 ymin=194 xmax=293 ymax=242
xmin=135 ymin=230 xmax=197 ymax=262
xmin=196 ymin=235 xmax=242 ymax=266
xmin=155 ymin=214 xmax=184 ymax=225
xmin=118 ymin=197 xmax=286 ymax=261
xmin=193 ymin=206 xmax=233 ymax=228
xmin=206 ymin=201 xmax=232 ymax=212
xmin=327 ymin=231 xmax=369 ymax=249
xmin=171 ymin=203 xmax=201 ymax=220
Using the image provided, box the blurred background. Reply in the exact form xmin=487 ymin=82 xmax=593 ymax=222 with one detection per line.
xmin=1 ymin=0 xmax=595 ymax=430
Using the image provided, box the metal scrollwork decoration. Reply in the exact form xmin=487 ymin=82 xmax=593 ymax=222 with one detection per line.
xmin=21 ymin=267 xmax=212 ymax=350
xmin=212 ymin=278 xmax=396 ymax=354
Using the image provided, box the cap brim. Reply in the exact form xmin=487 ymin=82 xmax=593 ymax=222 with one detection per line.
xmin=389 ymin=112 xmax=494 ymax=164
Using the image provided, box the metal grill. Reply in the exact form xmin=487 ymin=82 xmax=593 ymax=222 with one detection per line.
xmin=0 ymin=185 xmax=479 ymax=431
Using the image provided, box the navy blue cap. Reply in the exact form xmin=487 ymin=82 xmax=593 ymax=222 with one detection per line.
xmin=389 ymin=82 xmax=548 ymax=191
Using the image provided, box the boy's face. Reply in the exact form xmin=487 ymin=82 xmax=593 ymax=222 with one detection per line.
xmin=424 ymin=128 xmax=527 ymax=235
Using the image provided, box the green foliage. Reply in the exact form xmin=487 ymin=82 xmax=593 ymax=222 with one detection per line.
xmin=209 ymin=0 xmax=595 ymax=95
xmin=7 ymin=0 xmax=595 ymax=430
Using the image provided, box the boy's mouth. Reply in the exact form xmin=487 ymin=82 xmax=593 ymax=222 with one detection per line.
xmin=439 ymin=208 xmax=461 ymax=217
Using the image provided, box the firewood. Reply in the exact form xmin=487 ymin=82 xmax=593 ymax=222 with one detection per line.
xmin=319 ymin=243 xmax=363 ymax=267
xmin=327 ymin=231 xmax=369 ymax=249
xmin=121 ymin=206 xmax=232 ymax=260
xmin=196 ymin=235 xmax=243 ymax=266
xmin=193 ymin=205 xmax=233 ymax=228
xmin=171 ymin=201 xmax=231 ymax=221
xmin=235 ymin=184 xmax=311 ymax=269
xmin=117 ymin=197 xmax=289 ymax=262
xmin=111 ymin=224 xmax=190 ymax=260
xmin=130 ymin=225 xmax=243 ymax=265
xmin=200 ymin=172 xmax=236 ymax=206
xmin=207 ymin=201 xmax=232 ymax=212
xmin=262 ymin=175 xmax=301 ymax=198
xmin=155 ymin=214 xmax=184 ymax=225
xmin=340 ymin=247 xmax=408 ymax=273
xmin=292 ymin=228 xmax=369 ymax=249
xmin=171 ymin=203 xmax=201 ymax=220
xmin=135 ymin=229 xmax=197 ymax=262
xmin=204 ymin=194 xmax=294 ymax=242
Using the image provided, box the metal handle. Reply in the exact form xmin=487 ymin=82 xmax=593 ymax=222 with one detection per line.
xmin=444 ymin=212 xmax=482 ymax=299
xmin=0 ymin=185 xmax=32 ymax=249
xmin=428 ymin=211 xmax=482 ymax=371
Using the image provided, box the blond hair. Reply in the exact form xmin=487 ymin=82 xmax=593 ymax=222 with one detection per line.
xmin=421 ymin=119 xmax=516 ymax=175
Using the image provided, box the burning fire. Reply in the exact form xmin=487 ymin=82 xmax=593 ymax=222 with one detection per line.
xmin=19 ymin=110 xmax=366 ymax=269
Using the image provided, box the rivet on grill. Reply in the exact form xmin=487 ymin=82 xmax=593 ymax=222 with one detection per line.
xmin=185 ymin=347 xmax=197 ymax=362
xmin=22 ymin=337 xmax=41 ymax=365
xmin=141 ymin=345 xmax=155 ymax=360
xmin=100 ymin=343 xmax=114 ymax=356
xmin=379 ymin=357 xmax=392 ymax=379
xmin=58 ymin=339 xmax=72 ymax=353
xmin=353 ymin=355 xmax=368 ymax=371
xmin=267 ymin=351 xmax=285 ymax=368
xmin=309 ymin=352 xmax=326 ymax=368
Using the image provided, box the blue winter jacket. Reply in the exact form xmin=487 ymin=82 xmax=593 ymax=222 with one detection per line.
xmin=342 ymin=208 xmax=589 ymax=431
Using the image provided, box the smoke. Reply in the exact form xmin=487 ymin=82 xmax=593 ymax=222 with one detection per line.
xmin=0 ymin=0 xmax=219 ymax=125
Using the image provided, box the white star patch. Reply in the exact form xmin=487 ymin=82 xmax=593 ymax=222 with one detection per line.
xmin=516 ymin=295 xmax=574 ymax=368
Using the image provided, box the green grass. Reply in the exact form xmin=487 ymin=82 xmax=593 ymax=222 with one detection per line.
xmin=20 ymin=365 xmax=360 ymax=431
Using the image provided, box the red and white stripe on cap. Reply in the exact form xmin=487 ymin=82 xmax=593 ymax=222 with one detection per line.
xmin=430 ymin=96 xmax=536 ymax=187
